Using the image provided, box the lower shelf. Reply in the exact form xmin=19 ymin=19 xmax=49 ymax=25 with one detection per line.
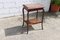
xmin=24 ymin=18 xmax=42 ymax=26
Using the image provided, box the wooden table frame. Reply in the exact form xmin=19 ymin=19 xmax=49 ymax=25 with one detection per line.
xmin=22 ymin=4 xmax=44 ymax=34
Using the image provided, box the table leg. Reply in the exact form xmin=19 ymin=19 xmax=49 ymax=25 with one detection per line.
xmin=41 ymin=8 xmax=44 ymax=30
xmin=36 ymin=10 xmax=38 ymax=19
xmin=21 ymin=8 xmax=24 ymax=34
xmin=22 ymin=8 xmax=24 ymax=27
xmin=27 ymin=11 xmax=29 ymax=34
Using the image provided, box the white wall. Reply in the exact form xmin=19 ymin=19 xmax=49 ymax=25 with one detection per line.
xmin=0 ymin=0 xmax=51 ymax=18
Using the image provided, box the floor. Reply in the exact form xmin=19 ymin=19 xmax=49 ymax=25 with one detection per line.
xmin=0 ymin=12 xmax=60 ymax=40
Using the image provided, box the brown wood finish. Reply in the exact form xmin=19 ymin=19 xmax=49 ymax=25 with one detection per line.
xmin=22 ymin=4 xmax=44 ymax=34
xmin=24 ymin=18 xmax=42 ymax=25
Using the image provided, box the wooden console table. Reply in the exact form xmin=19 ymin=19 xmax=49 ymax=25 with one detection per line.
xmin=22 ymin=4 xmax=44 ymax=34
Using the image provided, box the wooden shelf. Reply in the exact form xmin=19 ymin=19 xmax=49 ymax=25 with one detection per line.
xmin=24 ymin=18 xmax=42 ymax=26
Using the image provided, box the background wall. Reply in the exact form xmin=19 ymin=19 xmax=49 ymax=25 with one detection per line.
xmin=0 ymin=0 xmax=51 ymax=18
